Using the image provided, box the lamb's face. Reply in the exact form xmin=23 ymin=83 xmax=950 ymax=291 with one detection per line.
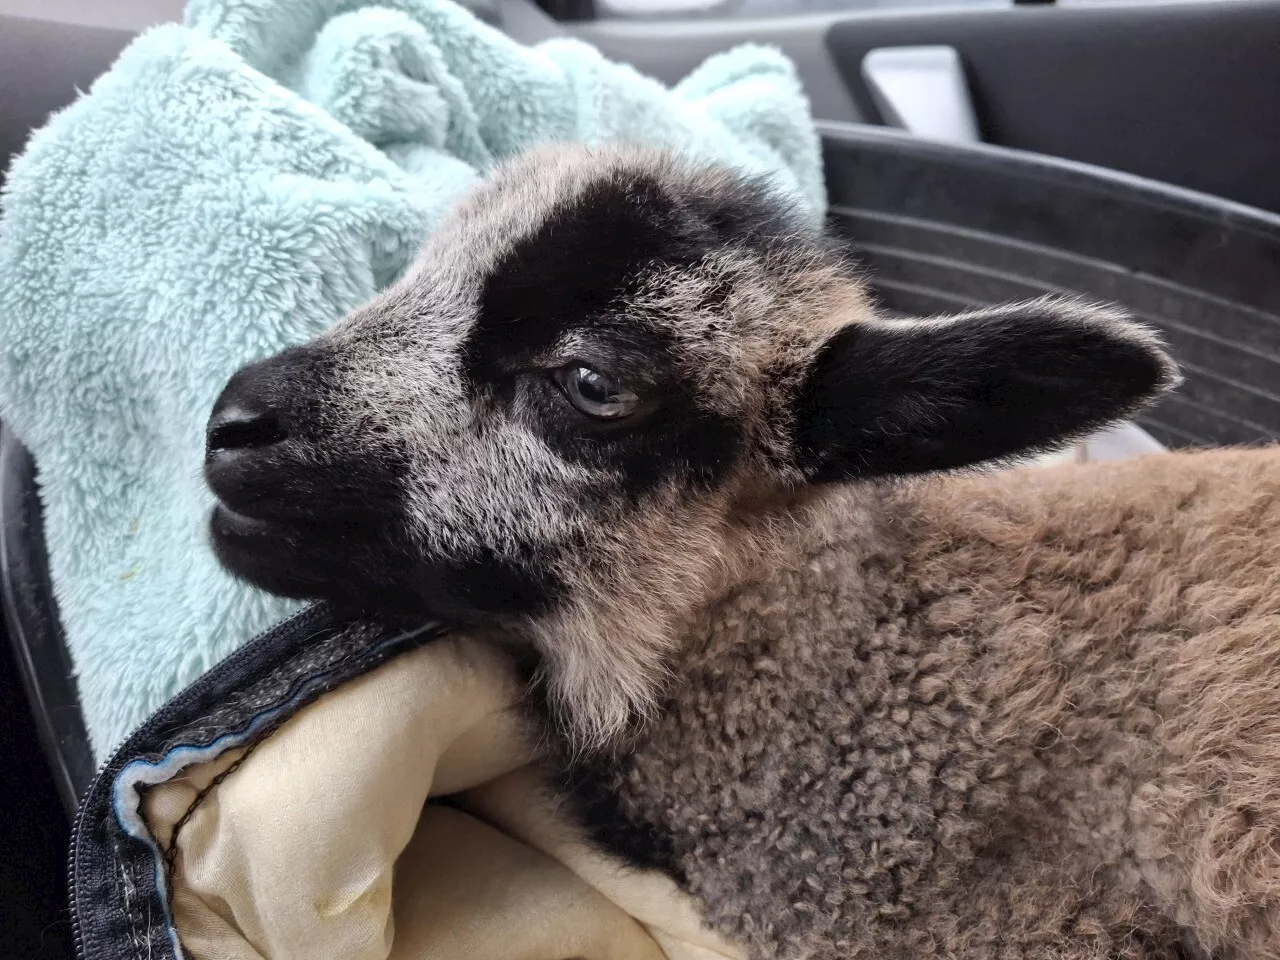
xmin=205 ymin=145 xmax=836 ymax=619
xmin=206 ymin=143 xmax=1178 ymax=747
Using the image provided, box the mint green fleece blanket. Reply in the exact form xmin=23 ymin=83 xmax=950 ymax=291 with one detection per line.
xmin=0 ymin=0 xmax=824 ymax=756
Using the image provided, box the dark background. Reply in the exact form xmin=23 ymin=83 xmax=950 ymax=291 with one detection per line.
xmin=1 ymin=634 xmax=74 ymax=960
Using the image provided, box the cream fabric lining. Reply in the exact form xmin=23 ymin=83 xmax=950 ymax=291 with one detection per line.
xmin=141 ymin=635 xmax=744 ymax=960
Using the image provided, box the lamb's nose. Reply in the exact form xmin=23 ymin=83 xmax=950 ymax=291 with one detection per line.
xmin=206 ymin=404 xmax=289 ymax=453
xmin=205 ymin=360 xmax=294 ymax=462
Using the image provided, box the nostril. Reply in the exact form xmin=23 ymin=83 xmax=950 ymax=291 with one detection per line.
xmin=207 ymin=407 xmax=289 ymax=453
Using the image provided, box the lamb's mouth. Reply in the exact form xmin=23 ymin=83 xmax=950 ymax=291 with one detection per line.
xmin=205 ymin=501 xmax=517 ymax=624
xmin=208 ymin=499 xmax=566 ymax=629
xmin=211 ymin=503 xmax=274 ymax=538
xmin=206 ymin=501 xmax=379 ymax=603
xmin=207 ymin=503 xmax=322 ymax=600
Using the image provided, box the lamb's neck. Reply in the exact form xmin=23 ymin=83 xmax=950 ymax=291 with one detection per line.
xmin=670 ymin=483 xmax=916 ymax=673
xmin=526 ymin=483 xmax=910 ymax=753
xmin=550 ymin=479 xmax=1005 ymax=896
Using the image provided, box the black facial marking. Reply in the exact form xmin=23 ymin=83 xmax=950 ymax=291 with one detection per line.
xmin=414 ymin=546 xmax=564 ymax=623
xmin=473 ymin=174 xmax=673 ymax=360
xmin=472 ymin=165 xmax=805 ymax=364
xmin=465 ymin=164 xmax=806 ymax=496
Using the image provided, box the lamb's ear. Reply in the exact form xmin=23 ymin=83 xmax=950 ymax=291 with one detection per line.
xmin=793 ymin=299 xmax=1179 ymax=482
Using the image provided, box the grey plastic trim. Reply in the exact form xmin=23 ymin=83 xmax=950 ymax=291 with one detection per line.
xmin=573 ymin=13 xmax=864 ymax=122
xmin=861 ymin=45 xmax=979 ymax=143
xmin=0 ymin=15 xmax=138 ymax=171
xmin=0 ymin=0 xmax=181 ymax=31
xmin=496 ymin=0 xmax=571 ymax=42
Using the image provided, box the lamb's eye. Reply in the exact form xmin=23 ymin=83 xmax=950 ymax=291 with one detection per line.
xmin=555 ymin=366 xmax=640 ymax=420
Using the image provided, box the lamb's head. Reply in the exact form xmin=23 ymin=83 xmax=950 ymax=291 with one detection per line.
xmin=205 ymin=143 xmax=1177 ymax=748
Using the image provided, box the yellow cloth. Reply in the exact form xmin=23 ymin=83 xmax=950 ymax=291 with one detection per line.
xmin=141 ymin=636 xmax=744 ymax=960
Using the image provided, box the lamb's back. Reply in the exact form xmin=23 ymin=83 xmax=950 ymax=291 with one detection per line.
xmin=568 ymin=447 xmax=1280 ymax=959
xmin=912 ymin=446 xmax=1280 ymax=959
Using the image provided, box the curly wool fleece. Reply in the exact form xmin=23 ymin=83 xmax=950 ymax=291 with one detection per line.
xmin=558 ymin=447 xmax=1280 ymax=960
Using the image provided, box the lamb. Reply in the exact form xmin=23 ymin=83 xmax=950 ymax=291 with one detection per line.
xmin=202 ymin=142 xmax=1280 ymax=959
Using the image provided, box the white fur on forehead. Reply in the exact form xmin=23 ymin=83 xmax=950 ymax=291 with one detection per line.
xmin=631 ymin=251 xmax=871 ymax=407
